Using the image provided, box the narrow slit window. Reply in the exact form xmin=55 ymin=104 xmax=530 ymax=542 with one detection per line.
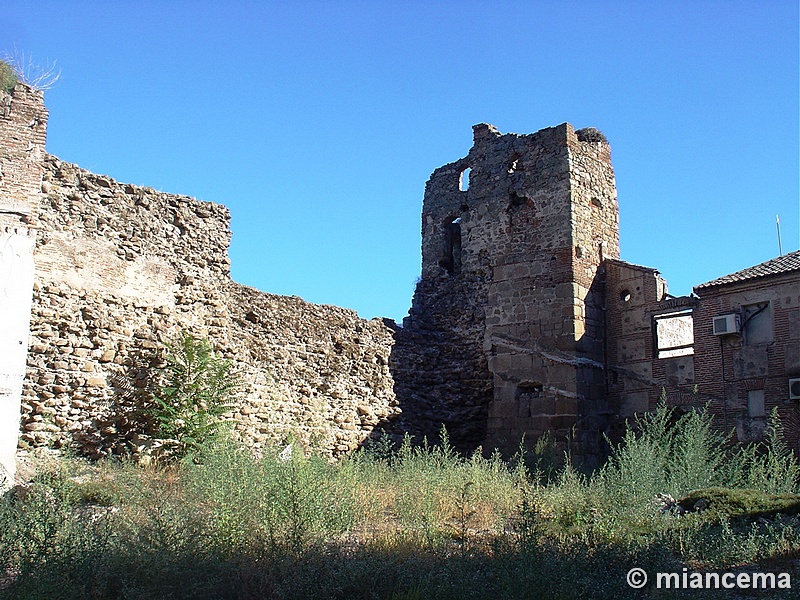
xmin=459 ymin=167 xmax=471 ymax=192
xmin=440 ymin=216 xmax=462 ymax=275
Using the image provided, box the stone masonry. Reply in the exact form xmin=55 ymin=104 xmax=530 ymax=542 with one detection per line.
xmin=1 ymin=83 xmax=399 ymax=474
xmin=5 ymin=82 xmax=798 ymax=477
xmin=393 ymin=123 xmax=619 ymax=462
xmin=0 ymin=84 xmax=47 ymax=484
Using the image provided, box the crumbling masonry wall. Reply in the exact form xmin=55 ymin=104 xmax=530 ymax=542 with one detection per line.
xmin=4 ymin=85 xmax=399 ymax=465
xmin=604 ymin=259 xmax=697 ymax=435
xmin=18 ymin=83 xmax=785 ymax=469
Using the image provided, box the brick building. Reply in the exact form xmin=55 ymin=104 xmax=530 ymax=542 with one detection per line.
xmin=692 ymin=251 xmax=800 ymax=444
xmin=604 ymin=251 xmax=800 ymax=449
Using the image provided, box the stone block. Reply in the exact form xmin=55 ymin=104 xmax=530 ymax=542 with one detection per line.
xmin=624 ymin=361 xmax=652 ymax=383
xmin=555 ymin=282 xmax=579 ymax=300
xmin=530 ymin=396 xmax=556 ymax=416
xmin=550 ymin=415 xmax=578 ymax=431
xmin=789 ymin=310 xmax=800 ymax=339
xmin=620 ymin=308 xmax=649 ymax=335
xmin=664 ymin=355 xmax=694 ymax=387
xmin=488 ymin=399 xmax=518 ymax=419
xmin=555 ymin=397 xmax=578 ymax=415
xmin=490 ymin=352 xmax=533 ymax=377
xmin=85 ymin=376 xmax=106 ymax=387
xmin=617 ymin=338 xmax=646 ymax=363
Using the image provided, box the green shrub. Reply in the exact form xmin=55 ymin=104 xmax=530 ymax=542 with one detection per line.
xmin=677 ymin=487 xmax=800 ymax=519
xmin=149 ymin=331 xmax=241 ymax=458
xmin=4 ymin=410 xmax=799 ymax=598
xmin=0 ymin=59 xmax=18 ymax=93
xmin=597 ymin=402 xmax=728 ymax=524
xmin=725 ymin=408 xmax=800 ymax=493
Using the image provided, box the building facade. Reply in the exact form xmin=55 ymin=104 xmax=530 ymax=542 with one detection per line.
xmin=692 ymin=252 xmax=800 ymax=444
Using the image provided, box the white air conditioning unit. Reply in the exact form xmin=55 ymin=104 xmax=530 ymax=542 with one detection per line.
xmin=789 ymin=378 xmax=800 ymax=401
xmin=712 ymin=313 xmax=741 ymax=336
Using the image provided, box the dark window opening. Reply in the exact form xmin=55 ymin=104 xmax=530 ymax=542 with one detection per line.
xmin=620 ymin=290 xmax=632 ymax=302
xmin=439 ymin=216 xmax=462 ymax=275
xmin=516 ymin=382 xmax=543 ymax=398
xmin=516 ymin=382 xmax=544 ymax=418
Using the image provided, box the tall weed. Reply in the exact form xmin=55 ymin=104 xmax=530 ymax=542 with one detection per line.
xmin=725 ymin=408 xmax=800 ymax=493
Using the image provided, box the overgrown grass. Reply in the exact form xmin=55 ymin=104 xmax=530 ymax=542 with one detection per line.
xmin=2 ymin=406 xmax=799 ymax=599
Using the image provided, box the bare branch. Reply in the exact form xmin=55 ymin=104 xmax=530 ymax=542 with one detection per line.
xmin=2 ymin=46 xmax=61 ymax=91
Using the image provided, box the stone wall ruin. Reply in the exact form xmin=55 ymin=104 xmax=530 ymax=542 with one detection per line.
xmin=0 ymin=84 xmax=47 ymax=484
xmin=1 ymin=84 xmax=400 ymax=473
xmin=10 ymin=81 xmax=791 ymax=476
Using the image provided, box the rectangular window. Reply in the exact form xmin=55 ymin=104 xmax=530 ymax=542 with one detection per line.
xmin=747 ymin=389 xmax=765 ymax=418
xmin=743 ymin=302 xmax=772 ymax=345
xmin=655 ymin=310 xmax=694 ymax=358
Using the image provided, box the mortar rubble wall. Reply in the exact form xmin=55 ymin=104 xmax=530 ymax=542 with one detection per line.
xmin=18 ymin=117 xmax=399 ymax=462
xmin=397 ymin=123 xmax=621 ymax=462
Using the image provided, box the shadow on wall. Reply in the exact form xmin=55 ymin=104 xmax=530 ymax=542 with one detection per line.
xmin=74 ymin=340 xmax=161 ymax=459
xmin=371 ymin=274 xmax=494 ymax=455
xmin=368 ymin=266 xmax=614 ymax=470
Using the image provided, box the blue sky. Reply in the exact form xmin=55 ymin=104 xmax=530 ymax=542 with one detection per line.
xmin=3 ymin=1 xmax=798 ymax=322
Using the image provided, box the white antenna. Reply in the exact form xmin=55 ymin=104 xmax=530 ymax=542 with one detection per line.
xmin=776 ymin=214 xmax=783 ymax=256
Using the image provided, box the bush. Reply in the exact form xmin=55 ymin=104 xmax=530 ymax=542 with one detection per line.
xmin=3 ymin=408 xmax=799 ymax=597
xmin=599 ymin=403 xmax=727 ymax=516
xmin=0 ymin=59 xmax=18 ymax=93
xmin=149 ymin=331 xmax=241 ymax=458
xmin=725 ymin=408 xmax=800 ymax=493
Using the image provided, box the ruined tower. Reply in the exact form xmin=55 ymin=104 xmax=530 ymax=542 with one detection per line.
xmin=395 ymin=123 xmax=620 ymax=460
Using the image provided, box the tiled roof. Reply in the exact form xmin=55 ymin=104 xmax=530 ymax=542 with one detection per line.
xmin=694 ymin=250 xmax=800 ymax=291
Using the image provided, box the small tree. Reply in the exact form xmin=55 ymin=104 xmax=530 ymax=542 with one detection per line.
xmin=151 ymin=331 xmax=241 ymax=457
